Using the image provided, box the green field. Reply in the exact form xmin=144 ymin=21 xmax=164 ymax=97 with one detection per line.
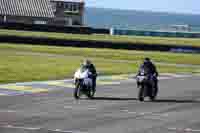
xmin=1 ymin=29 xmax=200 ymax=47
xmin=1 ymin=43 xmax=200 ymax=65
xmin=0 ymin=43 xmax=199 ymax=84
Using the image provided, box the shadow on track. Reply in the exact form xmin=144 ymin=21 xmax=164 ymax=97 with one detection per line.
xmin=92 ymin=97 xmax=138 ymax=101
xmin=90 ymin=97 xmax=200 ymax=103
xmin=153 ymin=99 xmax=200 ymax=103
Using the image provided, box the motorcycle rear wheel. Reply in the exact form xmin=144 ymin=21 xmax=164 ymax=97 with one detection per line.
xmin=87 ymin=89 xmax=95 ymax=99
xmin=150 ymin=88 xmax=158 ymax=101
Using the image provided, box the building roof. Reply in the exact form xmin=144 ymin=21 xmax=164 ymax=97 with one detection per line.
xmin=51 ymin=0 xmax=84 ymax=3
xmin=0 ymin=0 xmax=54 ymax=18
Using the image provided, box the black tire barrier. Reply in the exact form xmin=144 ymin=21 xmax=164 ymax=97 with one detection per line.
xmin=0 ymin=22 xmax=110 ymax=35
xmin=0 ymin=35 xmax=200 ymax=53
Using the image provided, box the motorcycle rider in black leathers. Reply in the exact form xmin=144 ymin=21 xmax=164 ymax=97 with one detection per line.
xmin=137 ymin=58 xmax=159 ymax=93
xmin=82 ymin=59 xmax=97 ymax=93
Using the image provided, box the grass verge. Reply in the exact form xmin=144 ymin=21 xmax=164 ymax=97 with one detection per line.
xmin=0 ymin=43 xmax=199 ymax=84
xmin=1 ymin=43 xmax=200 ymax=65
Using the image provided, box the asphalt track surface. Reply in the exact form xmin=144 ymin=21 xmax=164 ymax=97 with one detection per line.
xmin=0 ymin=74 xmax=200 ymax=133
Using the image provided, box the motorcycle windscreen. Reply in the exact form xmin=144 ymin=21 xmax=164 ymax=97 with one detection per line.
xmin=74 ymin=68 xmax=89 ymax=79
xmin=139 ymin=68 xmax=149 ymax=76
xmin=137 ymin=76 xmax=145 ymax=82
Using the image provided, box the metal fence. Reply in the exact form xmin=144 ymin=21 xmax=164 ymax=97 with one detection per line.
xmin=110 ymin=28 xmax=200 ymax=38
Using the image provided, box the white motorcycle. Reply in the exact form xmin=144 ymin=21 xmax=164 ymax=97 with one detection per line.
xmin=74 ymin=67 xmax=95 ymax=99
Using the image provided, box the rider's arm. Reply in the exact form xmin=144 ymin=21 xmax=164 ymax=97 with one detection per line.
xmin=90 ymin=64 xmax=97 ymax=76
xmin=137 ymin=64 xmax=143 ymax=76
xmin=152 ymin=63 xmax=158 ymax=76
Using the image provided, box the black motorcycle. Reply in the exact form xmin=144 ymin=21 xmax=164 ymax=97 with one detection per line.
xmin=136 ymin=71 xmax=158 ymax=101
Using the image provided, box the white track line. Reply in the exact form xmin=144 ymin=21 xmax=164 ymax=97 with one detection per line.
xmin=121 ymin=110 xmax=137 ymax=114
xmin=168 ymin=127 xmax=200 ymax=132
xmin=87 ymin=107 xmax=97 ymax=110
xmin=3 ymin=125 xmax=41 ymax=130
xmin=1 ymin=125 xmax=87 ymax=133
xmin=64 ymin=106 xmax=73 ymax=109
xmin=48 ymin=129 xmax=73 ymax=133
xmin=142 ymin=116 xmax=166 ymax=121
xmin=0 ymin=110 xmax=17 ymax=113
xmin=48 ymin=129 xmax=88 ymax=133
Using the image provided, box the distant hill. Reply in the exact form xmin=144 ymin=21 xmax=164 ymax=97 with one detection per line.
xmin=85 ymin=7 xmax=200 ymax=31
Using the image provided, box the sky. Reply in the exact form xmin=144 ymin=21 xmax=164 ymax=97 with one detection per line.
xmin=86 ymin=0 xmax=200 ymax=14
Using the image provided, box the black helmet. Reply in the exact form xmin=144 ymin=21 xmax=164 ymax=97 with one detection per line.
xmin=144 ymin=57 xmax=151 ymax=63
xmin=83 ymin=59 xmax=91 ymax=66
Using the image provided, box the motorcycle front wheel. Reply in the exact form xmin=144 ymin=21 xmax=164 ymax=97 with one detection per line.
xmin=138 ymin=85 xmax=145 ymax=102
xmin=74 ymin=84 xmax=81 ymax=99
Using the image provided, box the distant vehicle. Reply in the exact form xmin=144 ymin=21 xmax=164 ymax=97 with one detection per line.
xmin=170 ymin=24 xmax=191 ymax=32
xmin=73 ymin=67 xmax=95 ymax=99
xmin=136 ymin=69 xmax=158 ymax=101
